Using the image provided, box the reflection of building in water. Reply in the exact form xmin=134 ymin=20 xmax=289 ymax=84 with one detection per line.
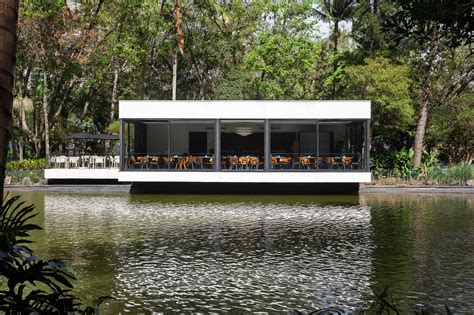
xmin=41 ymin=193 xmax=375 ymax=312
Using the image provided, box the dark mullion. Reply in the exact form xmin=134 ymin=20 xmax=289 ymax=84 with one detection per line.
xmin=264 ymin=119 xmax=270 ymax=171
xmin=168 ymin=120 xmax=171 ymax=170
xmin=215 ymin=119 xmax=221 ymax=171
xmin=316 ymin=120 xmax=319 ymax=170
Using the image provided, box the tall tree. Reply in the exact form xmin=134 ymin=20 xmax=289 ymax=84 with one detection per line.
xmin=385 ymin=0 xmax=473 ymax=166
xmin=314 ymin=0 xmax=357 ymax=98
xmin=0 ymin=0 xmax=19 ymax=200
xmin=172 ymin=0 xmax=184 ymax=101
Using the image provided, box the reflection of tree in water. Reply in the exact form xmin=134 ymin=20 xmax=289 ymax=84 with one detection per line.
xmin=362 ymin=193 xmax=474 ymax=312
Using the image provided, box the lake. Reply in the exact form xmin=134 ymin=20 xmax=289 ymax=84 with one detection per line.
xmin=6 ymin=190 xmax=474 ymax=313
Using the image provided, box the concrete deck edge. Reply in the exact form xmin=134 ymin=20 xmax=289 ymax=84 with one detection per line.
xmin=5 ymin=185 xmax=131 ymax=193
xmin=5 ymin=184 xmax=474 ymax=194
xmin=360 ymin=185 xmax=474 ymax=194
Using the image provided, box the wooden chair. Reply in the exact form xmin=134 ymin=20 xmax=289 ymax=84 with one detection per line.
xmin=341 ymin=156 xmax=353 ymax=169
xmin=299 ymin=156 xmax=311 ymax=169
xmin=250 ymin=157 xmax=260 ymax=170
xmin=271 ymin=156 xmax=278 ymax=168
xmin=316 ymin=157 xmax=324 ymax=168
xmin=279 ymin=157 xmax=291 ymax=169
xmin=324 ymin=157 xmax=338 ymax=169
xmin=149 ymin=155 xmax=159 ymax=169
xmin=239 ymin=157 xmax=250 ymax=170
xmin=228 ymin=156 xmax=239 ymax=170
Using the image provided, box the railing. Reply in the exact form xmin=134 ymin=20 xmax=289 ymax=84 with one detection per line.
xmin=269 ymin=153 xmax=365 ymax=171
xmin=123 ymin=153 xmax=214 ymax=170
xmin=122 ymin=152 xmax=367 ymax=172
xmin=49 ymin=155 xmax=120 ymax=169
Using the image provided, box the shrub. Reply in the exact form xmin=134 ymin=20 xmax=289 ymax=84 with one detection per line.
xmin=6 ymin=159 xmax=46 ymax=171
xmin=5 ymin=170 xmax=44 ymax=184
xmin=428 ymin=163 xmax=473 ymax=186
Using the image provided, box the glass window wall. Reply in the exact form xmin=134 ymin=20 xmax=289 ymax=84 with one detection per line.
xmin=221 ymin=120 xmax=264 ymax=171
xmin=318 ymin=120 xmax=366 ymax=170
xmin=270 ymin=121 xmax=317 ymax=170
xmin=122 ymin=119 xmax=368 ymax=172
xmin=170 ymin=120 xmax=215 ymax=170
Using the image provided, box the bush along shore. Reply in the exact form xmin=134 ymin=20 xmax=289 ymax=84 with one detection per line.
xmin=4 ymin=154 xmax=473 ymax=187
xmin=370 ymin=148 xmax=473 ymax=186
xmin=5 ymin=159 xmax=46 ymax=185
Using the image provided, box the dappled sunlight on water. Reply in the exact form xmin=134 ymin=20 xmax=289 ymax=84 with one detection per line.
xmin=7 ymin=191 xmax=474 ymax=313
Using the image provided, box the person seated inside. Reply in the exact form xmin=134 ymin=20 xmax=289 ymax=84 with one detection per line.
xmin=335 ymin=141 xmax=346 ymax=157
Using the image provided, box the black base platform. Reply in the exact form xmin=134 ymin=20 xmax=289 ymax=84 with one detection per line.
xmin=130 ymin=182 xmax=360 ymax=195
xmin=48 ymin=179 xmax=121 ymax=185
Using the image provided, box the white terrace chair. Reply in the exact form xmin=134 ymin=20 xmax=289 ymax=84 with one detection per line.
xmin=93 ymin=156 xmax=105 ymax=168
xmin=50 ymin=156 xmax=57 ymax=168
xmin=58 ymin=155 xmax=67 ymax=168
xmin=68 ymin=156 xmax=79 ymax=168
xmin=113 ymin=155 xmax=120 ymax=168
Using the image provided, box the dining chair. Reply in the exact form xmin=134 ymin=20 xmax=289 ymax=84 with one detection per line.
xmin=149 ymin=155 xmax=159 ymax=169
xmin=229 ymin=156 xmax=239 ymax=170
xmin=271 ymin=156 xmax=278 ymax=169
xmin=325 ymin=157 xmax=338 ymax=169
xmin=299 ymin=156 xmax=311 ymax=169
xmin=239 ymin=157 xmax=250 ymax=170
xmin=341 ymin=156 xmax=353 ymax=169
xmin=250 ymin=157 xmax=259 ymax=170
xmin=279 ymin=157 xmax=291 ymax=169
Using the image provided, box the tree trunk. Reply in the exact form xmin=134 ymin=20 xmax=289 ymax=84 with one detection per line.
xmin=413 ymin=36 xmax=438 ymax=167
xmin=19 ymin=139 xmax=23 ymax=160
xmin=11 ymin=136 xmax=17 ymax=159
xmin=332 ymin=21 xmax=339 ymax=99
xmin=172 ymin=49 xmax=177 ymax=100
xmin=110 ymin=66 xmax=119 ymax=125
xmin=172 ymin=48 xmax=177 ymax=101
xmin=0 ymin=0 xmax=19 ymax=200
xmin=43 ymin=71 xmax=50 ymax=167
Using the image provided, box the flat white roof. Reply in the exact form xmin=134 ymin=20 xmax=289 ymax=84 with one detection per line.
xmin=119 ymin=100 xmax=371 ymax=120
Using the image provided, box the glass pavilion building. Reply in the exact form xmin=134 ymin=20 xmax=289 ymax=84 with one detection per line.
xmin=118 ymin=100 xmax=371 ymax=194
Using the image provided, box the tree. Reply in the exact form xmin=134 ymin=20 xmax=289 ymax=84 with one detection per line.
xmin=384 ymin=0 xmax=473 ymax=166
xmin=426 ymin=91 xmax=473 ymax=163
xmin=340 ymin=56 xmax=414 ymax=147
xmin=245 ymin=32 xmax=321 ymax=99
xmin=314 ymin=0 xmax=358 ymax=98
xmin=0 ymin=0 xmax=20 ymax=200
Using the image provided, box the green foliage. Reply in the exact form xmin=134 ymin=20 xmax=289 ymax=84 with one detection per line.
xmin=11 ymin=0 xmax=472 ymax=168
xmin=427 ymin=163 xmax=473 ymax=186
xmin=427 ymin=91 xmax=474 ymax=163
xmin=107 ymin=120 xmax=120 ymax=135
xmin=371 ymin=148 xmax=436 ymax=180
xmin=6 ymin=170 xmax=44 ymax=185
xmin=6 ymin=159 xmax=46 ymax=170
xmin=392 ymin=147 xmax=415 ymax=179
xmin=0 ymin=195 xmax=111 ymax=313
xmin=245 ymin=31 xmax=319 ymax=99
xmin=341 ymin=56 xmax=415 ymax=142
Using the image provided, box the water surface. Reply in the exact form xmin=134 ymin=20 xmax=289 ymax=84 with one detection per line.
xmin=8 ymin=191 xmax=474 ymax=313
